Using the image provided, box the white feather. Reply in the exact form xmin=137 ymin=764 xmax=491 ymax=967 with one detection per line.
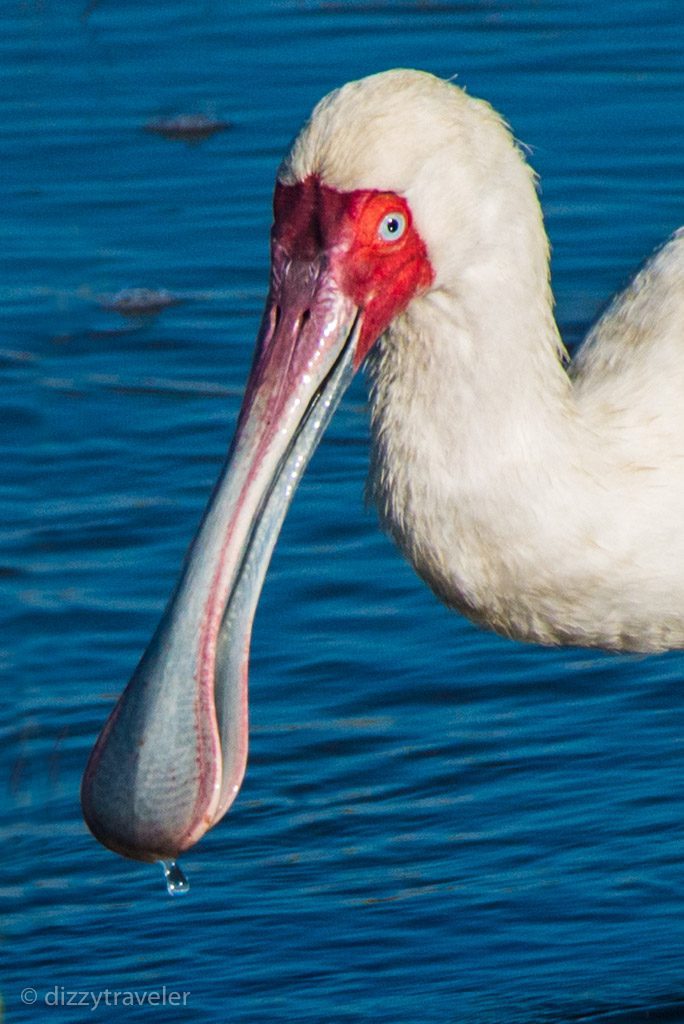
xmin=284 ymin=69 xmax=684 ymax=652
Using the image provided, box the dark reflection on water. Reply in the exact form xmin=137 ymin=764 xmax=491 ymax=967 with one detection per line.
xmin=5 ymin=1 xmax=684 ymax=1021
xmin=576 ymin=1003 xmax=684 ymax=1024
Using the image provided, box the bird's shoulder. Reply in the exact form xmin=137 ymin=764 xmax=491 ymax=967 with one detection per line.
xmin=570 ymin=228 xmax=684 ymax=464
xmin=571 ymin=227 xmax=684 ymax=389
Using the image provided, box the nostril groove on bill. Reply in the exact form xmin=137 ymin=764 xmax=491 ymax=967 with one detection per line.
xmin=271 ymin=304 xmax=282 ymax=337
xmin=299 ymin=308 xmax=311 ymax=331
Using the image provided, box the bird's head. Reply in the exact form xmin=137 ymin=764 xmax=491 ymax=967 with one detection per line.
xmin=81 ymin=69 xmax=538 ymax=867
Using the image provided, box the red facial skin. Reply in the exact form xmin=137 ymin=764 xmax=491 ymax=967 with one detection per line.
xmin=273 ymin=176 xmax=434 ymax=367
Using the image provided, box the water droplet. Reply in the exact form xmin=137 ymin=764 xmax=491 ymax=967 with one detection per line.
xmin=160 ymin=860 xmax=189 ymax=896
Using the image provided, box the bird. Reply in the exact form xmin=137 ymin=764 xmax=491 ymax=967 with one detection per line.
xmin=81 ymin=68 xmax=684 ymax=870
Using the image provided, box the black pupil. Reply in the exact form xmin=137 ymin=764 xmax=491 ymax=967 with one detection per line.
xmin=386 ymin=217 xmax=399 ymax=234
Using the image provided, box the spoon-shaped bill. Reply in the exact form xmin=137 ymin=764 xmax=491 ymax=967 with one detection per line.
xmin=81 ymin=252 xmax=361 ymax=862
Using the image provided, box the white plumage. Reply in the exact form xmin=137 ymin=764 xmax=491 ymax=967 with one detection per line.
xmin=284 ymin=69 xmax=684 ymax=651
xmin=83 ymin=69 xmax=684 ymax=865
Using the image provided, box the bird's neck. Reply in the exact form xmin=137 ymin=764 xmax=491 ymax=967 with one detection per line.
xmin=367 ymin=244 xmax=604 ymax=645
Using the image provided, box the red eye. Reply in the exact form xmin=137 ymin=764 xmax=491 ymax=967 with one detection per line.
xmin=346 ymin=191 xmax=413 ymax=252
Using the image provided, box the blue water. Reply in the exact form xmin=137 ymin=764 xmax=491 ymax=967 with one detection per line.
xmin=4 ymin=1 xmax=684 ymax=1021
